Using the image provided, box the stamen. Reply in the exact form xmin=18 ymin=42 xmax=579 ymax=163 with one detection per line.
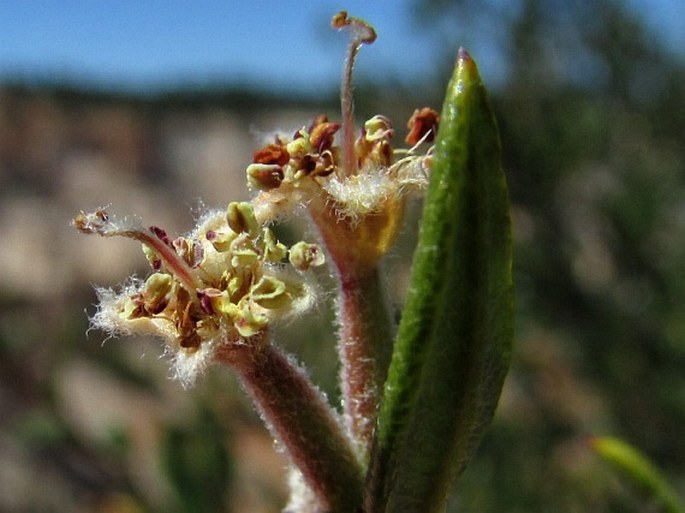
xmin=331 ymin=11 xmax=376 ymax=177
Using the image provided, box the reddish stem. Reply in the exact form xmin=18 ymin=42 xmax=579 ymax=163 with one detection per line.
xmin=306 ymin=197 xmax=394 ymax=459
xmin=216 ymin=341 xmax=363 ymax=512
xmin=128 ymin=228 xmax=201 ymax=291
xmin=337 ymin=267 xmax=393 ymax=458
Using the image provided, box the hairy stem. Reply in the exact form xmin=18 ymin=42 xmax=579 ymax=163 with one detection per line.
xmin=337 ymin=266 xmax=393 ymax=459
xmin=306 ymin=194 xmax=396 ymax=459
xmin=216 ymin=340 xmax=363 ymax=512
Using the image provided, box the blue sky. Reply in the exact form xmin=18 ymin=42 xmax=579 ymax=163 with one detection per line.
xmin=0 ymin=1 xmax=683 ymax=94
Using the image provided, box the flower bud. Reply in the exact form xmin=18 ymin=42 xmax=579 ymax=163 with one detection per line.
xmin=289 ymin=242 xmax=326 ymax=271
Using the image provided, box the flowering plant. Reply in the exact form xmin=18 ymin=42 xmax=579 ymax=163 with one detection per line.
xmin=73 ymin=11 xmax=513 ymax=513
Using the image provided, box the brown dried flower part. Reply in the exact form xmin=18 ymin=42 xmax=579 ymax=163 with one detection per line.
xmin=253 ymin=143 xmax=290 ymax=166
xmin=174 ymin=286 xmax=205 ymax=350
xmin=309 ymin=117 xmax=340 ymax=153
xmin=330 ymin=10 xmax=349 ymax=29
xmin=316 ymin=150 xmax=337 ymax=177
xmin=405 ymin=107 xmax=440 ymax=146
xmin=246 ymin=164 xmax=284 ymax=191
xmin=248 ymin=142 xmax=291 ymax=190
xmin=331 ymin=10 xmax=377 ymax=44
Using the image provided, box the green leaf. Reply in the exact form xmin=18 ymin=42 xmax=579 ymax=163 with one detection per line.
xmin=591 ymin=437 xmax=685 ymax=513
xmin=365 ymin=49 xmax=514 ymax=513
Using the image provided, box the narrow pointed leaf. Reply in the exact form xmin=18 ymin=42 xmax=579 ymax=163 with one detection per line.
xmin=591 ymin=437 xmax=685 ymax=513
xmin=365 ymin=49 xmax=514 ymax=513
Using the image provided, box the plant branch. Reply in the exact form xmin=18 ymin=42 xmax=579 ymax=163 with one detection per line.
xmin=306 ymin=195 xmax=396 ymax=459
xmin=216 ymin=338 xmax=363 ymax=512
xmin=337 ymin=266 xmax=393 ymax=459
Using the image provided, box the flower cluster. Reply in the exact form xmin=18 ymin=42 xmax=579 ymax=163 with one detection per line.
xmin=73 ymin=203 xmax=323 ymax=385
xmin=73 ymin=107 xmax=437 ymax=387
xmin=247 ymin=110 xmax=437 ymax=280
xmin=249 ymin=111 xmax=436 ymax=219
xmin=73 ymin=10 xmax=439 ymax=386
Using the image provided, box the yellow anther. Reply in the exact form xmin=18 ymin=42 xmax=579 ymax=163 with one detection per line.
xmin=364 ymin=115 xmax=393 ymax=141
xmin=143 ymin=273 xmax=173 ymax=314
xmin=227 ymin=201 xmax=260 ymax=237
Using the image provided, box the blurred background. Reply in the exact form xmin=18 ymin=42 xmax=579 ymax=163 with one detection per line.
xmin=1 ymin=1 xmax=684 ymax=512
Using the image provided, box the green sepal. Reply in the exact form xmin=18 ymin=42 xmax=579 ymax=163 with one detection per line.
xmin=366 ymin=49 xmax=514 ymax=513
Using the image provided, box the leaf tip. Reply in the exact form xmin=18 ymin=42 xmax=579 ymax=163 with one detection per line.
xmin=456 ymin=47 xmax=481 ymax=82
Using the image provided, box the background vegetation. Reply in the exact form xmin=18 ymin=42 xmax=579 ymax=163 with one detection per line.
xmin=1 ymin=0 xmax=683 ymax=511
